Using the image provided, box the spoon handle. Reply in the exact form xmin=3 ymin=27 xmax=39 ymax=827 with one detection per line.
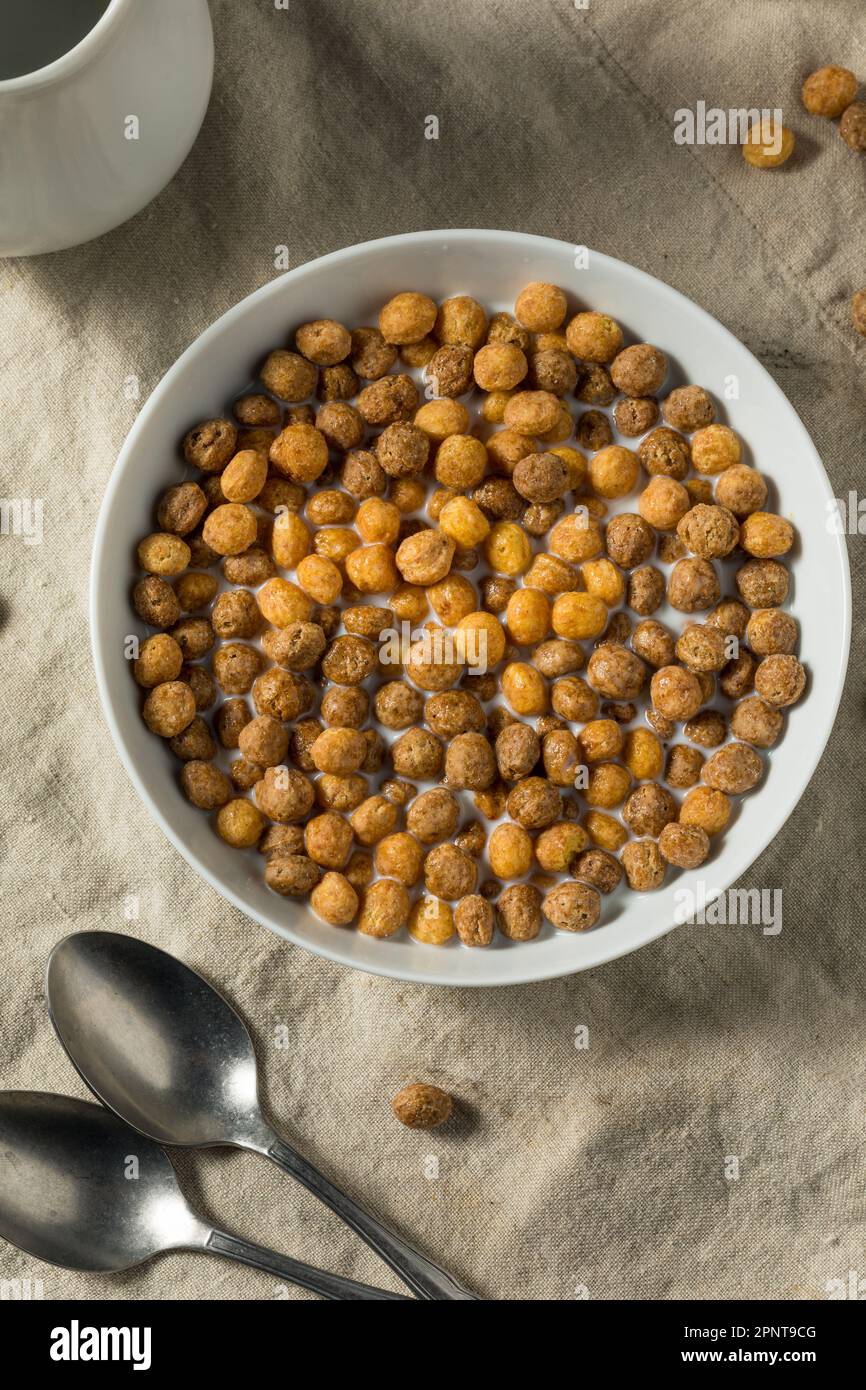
xmin=205 ymin=1229 xmax=410 ymax=1300
xmin=266 ymin=1138 xmax=477 ymax=1300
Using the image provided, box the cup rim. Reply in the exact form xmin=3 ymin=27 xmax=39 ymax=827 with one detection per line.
xmin=0 ymin=0 xmax=131 ymax=94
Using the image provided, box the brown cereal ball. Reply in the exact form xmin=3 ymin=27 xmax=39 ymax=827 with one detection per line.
xmin=684 ymin=710 xmax=727 ymax=748
xmin=374 ymin=422 xmax=429 ymax=481
xmin=236 ymin=715 xmax=288 ymax=769
xmin=445 ymin=732 xmax=497 ymax=791
xmin=746 ymin=608 xmax=798 ymax=657
xmin=302 ymin=811 xmax=352 ymax=871
xmin=573 ymin=365 xmax=614 ymax=408
xmin=664 ymin=745 xmax=706 ymax=789
xmin=317 ymin=364 xmax=359 ymax=403
xmin=259 ymin=825 xmax=305 ymax=858
xmin=651 ymin=665 xmax=703 ymax=720
xmin=320 ymin=688 xmax=368 ymax=734
xmin=495 ymin=723 xmax=541 ymax=782
xmin=392 ymin=1082 xmax=453 ymax=1128
xmin=839 ymin=101 xmax=866 ymax=150
xmin=340 ymin=449 xmax=387 ymax=501
xmin=573 ymin=410 xmax=612 ymax=453
xmin=512 ymin=451 xmax=570 ymax=504
xmin=622 ymin=782 xmax=676 ymax=838
xmin=405 ymin=635 xmax=462 ymax=693
xmin=375 ymin=832 xmax=423 ymax=888
xmin=216 ymin=799 xmax=267 ymax=849
xmin=142 ymin=681 xmax=196 ymax=738
xmin=434 ymin=294 xmax=488 ymax=348
xmin=170 ymin=617 xmax=215 ymax=661
xmin=309 ymin=872 xmax=358 ymax=926
xmin=133 ymin=575 xmax=182 ymax=629
xmin=623 ymin=727 xmax=664 ymax=780
xmin=543 ymin=881 xmax=601 ymax=933
xmin=223 ymin=548 xmax=276 ymax=589
xmin=391 ymin=727 xmax=444 ymax=780
xmin=740 ymin=512 xmax=795 ymax=559
xmin=690 ymin=424 xmax=741 ymax=476
xmin=632 ymin=619 xmax=676 ymax=669
xmin=350 ymin=326 xmax=398 ymax=380
xmin=180 ymin=760 xmax=232 ymax=811
xmin=685 ymin=478 xmax=714 ymax=506
xmin=662 ymin=386 xmax=715 ymax=433
xmin=730 ymin=696 xmax=784 ymax=748
xmin=658 ymin=822 xmax=709 ymax=870
xmin=183 ymin=418 xmax=238 ymax=473
xmin=406 ymin=787 xmax=460 ymax=845
xmin=613 ymin=397 xmax=659 ymax=438
xmin=679 ymin=786 xmax=730 ymax=837
xmin=171 ymin=719 xmax=217 ymax=764
xmin=639 ymin=476 xmax=690 ymax=531
xmin=361 ymin=375 xmax=424 ymax=430
xmin=620 ymin=839 xmax=666 ymax=892
xmin=137 ymin=533 xmax=191 ymax=577
xmin=528 ymin=349 xmax=578 ymax=397
xmin=316 ymin=774 xmax=367 ymax=813
xmin=482 ymin=574 xmax=517 ymax=615
xmin=754 ymin=654 xmax=806 ymax=708
xmin=133 ymin=633 xmax=183 ymax=689
xmin=667 ymin=558 xmax=720 ymax=613
xmin=485 ymin=428 xmax=538 ymax=477
xmin=571 ymin=848 xmax=621 ymax=895
xmin=254 ymin=766 xmax=316 ymax=823
xmin=432 ymin=436 xmax=487 ymax=493
xmin=702 ymin=742 xmax=764 ymax=794
xmin=533 ymin=638 xmax=584 ymax=678
xmin=736 ymin=558 xmax=789 ymax=608
xmin=379 ymin=292 xmax=438 ymax=346
xmin=628 ymin=566 xmax=666 ymax=616
xmin=496 ymin=883 xmax=543 ymax=940
xmin=270 ymin=621 xmax=329 ymax=673
xmin=515 ymin=282 xmax=568 ymax=333
xmin=454 ymin=821 xmax=487 ymax=858
xmin=610 ymin=343 xmax=668 ymax=397
xmin=315 ymin=401 xmax=364 ymax=453
xmin=209 ymin=590 xmax=258 ymax=641
xmin=309 ymin=727 xmax=366 ymax=777
xmin=566 ymin=311 xmax=623 ymax=363
xmin=426 ymin=343 xmax=474 ymax=398
xmin=501 ymin=662 xmax=549 ymax=716
xmin=552 ymin=675 xmax=599 ymax=723
xmin=504 ymin=390 xmax=562 ymax=436
xmin=454 ymin=895 xmax=495 ymax=947
xmin=802 ymin=65 xmax=858 ymax=117
xmin=637 ymin=427 xmax=690 ymax=480
xmin=715 ymin=465 xmax=768 ymax=518
xmin=260 ymin=351 xmax=317 ymax=402
xmin=372 ymin=681 xmax=421 ymax=732
xmin=156 ymin=482 xmax=208 ymax=537
xmin=343 ymin=850 xmax=373 ymax=890
xmin=215 ymin=699 xmax=251 ymax=750
xmin=181 ymin=664 xmax=217 ymax=712
xmin=506 ymin=777 xmax=561 ymax=830
xmin=720 ymin=651 xmax=758 ymax=700
xmin=586 ymin=644 xmax=647 ymax=700
xmin=542 ymin=730 xmax=581 ymax=787
xmin=355 ymin=878 xmax=410 ymax=938
xmin=424 ymin=843 xmax=477 ymax=899
xmin=212 ymin=645 xmax=263 ymax=698
xmin=677 ymin=504 xmax=739 ymax=560
xmin=294 ymin=319 xmax=351 ymax=367
xmin=401 ymin=336 xmax=438 ymax=368
xmin=675 ymin=623 xmax=728 ymax=673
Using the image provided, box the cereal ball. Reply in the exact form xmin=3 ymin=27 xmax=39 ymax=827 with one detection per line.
xmin=260 ymin=350 xmax=317 ymax=402
xmin=613 ymin=397 xmax=660 ymax=438
xmin=317 ymin=364 xmax=359 ymax=403
xmin=271 ymin=621 xmax=329 ymax=673
xmin=632 ymin=619 xmax=676 ymax=669
xmin=210 ymin=590 xmax=260 ymax=641
xmin=374 ymin=832 xmax=423 ymax=888
xmin=511 ymin=451 xmax=569 ymax=504
xmin=515 ymin=282 xmax=568 ymax=332
xmin=379 ymin=292 xmax=438 ymax=345
xmin=300 ymin=811 xmax=351 ymax=871
xmin=391 ymin=727 xmax=444 ymax=780
xmin=356 ymin=878 xmax=410 ymax=938
xmin=504 ymin=390 xmax=562 ymax=437
xmin=482 ymin=574 xmax=517 ymax=616
xmin=269 ymin=423 xmax=329 ymax=485
xmin=675 ymin=623 xmax=728 ymax=673
xmin=570 ymin=849 xmax=620 ymax=896
xmin=425 ymin=344 xmax=474 ymax=399
xmin=199 ymin=504 xmax=255 ymax=558
xmin=405 ymin=634 xmax=462 ymax=693
xmin=433 ymin=294 xmax=488 ymax=348
xmin=720 ymin=651 xmax=758 ymax=700
xmin=309 ymin=728 xmax=366 ymax=777
xmin=651 ymin=665 xmax=703 ymax=720
xmin=414 ymin=400 xmax=471 ymax=446
xmin=254 ymin=766 xmax=315 ymax=823
xmin=532 ymin=822 xmax=587 ymax=874
xmin=496 ymin=883 xmax=543 ymax=940
xmin=754 ymin=654 xmax=806 ymax=708
xmin=623 ymin=727 xmax=664 ymax=781
xmin=473 ymin=342 xmax=529 ymax=392
xmin=684 ymin=710 xmax=727 ymax=748
xmin=183 ymin=417 xmax=239 ymax=473
xmin=217 ymin=451 xmax=267 ymax=505
xmin=714 ymin=465 xmax=768 ymax=518
xmin=639 ymin=476 xmax=690 ymax=531
xmin=438 ymin=497 xmax=490 ymax=549
xmin=424 ymin=843 xmax=477 ymax=900
xmin=637 ymin=427 xmax=690 ymax=480
xmin=705 ymin=600 xmax=749 ymax=642
xmin=572 ymin=366 xmax=613 ymax=409
xmin=223 ymin=548 xmax=276 ymax=589
xmin=702 ymin=742 xmax=764 ymax=794
xmin=432 ymin=439 xmax=487 ymax=495
xmin=689 ymin=424 xmax=740 ymax=476
xmin=528 ymin=349 xmax=578 ymax=397
xmin=169 ymin=617 xmax=214 ymax=662
xmin=623 ymin=782 xmax=676 ymax=838
xmin=344 ymin=850 xmax=374 ymax=889
xmin=679 ymin=786 xmax=731 ymax=837
xmin=407 ymin=787 xmax=460 ymax=843
xmin=628 ymin=566 xmax=666 ymax=616
xmin=746 ymin=608 xmax=798 ymax=656
xmin=585 ymin=762 xmax=631 ymax=809
xmin=293 ymin=319 xmax=351 ymax=367
xmin=502 ymin=589 xmax=548 ymax=647
xmin=852 ymin=289 xmax=866 ymax=336
xmin=214 ymin=699 xmax=251 ymax=750
xmin=840 ymin=101 xmax=866 ymax=150
xmin=585 ymin=644 xmax=647 ymax=701
xmin=659 ymin=822 xmax=710 ymax=870
xmin=315 ymin=774 xmax=367 ymax=813
xmin=551 ymin=676 xmax=597 ymax=724
xmin=533 ymin=639 xmax=584 ymax=679
xmin=313 ymin=401 xmax=362 ymax=453
xmin=250 ymin=663 xmax=309 ymax=716
xmin=740 ymin=512 xmax=795 ymax=559
xmin=137 ymin=533 xmax=191 ymax=577
xmin=486 ymin=822 xmax=533 ymax=881
xmin=409 ymin=896 xmax=456 ymax=943
xmin=181 ymin=665 xmax=217 ymax=713
xmin=610 ymin=343 xmax=668 ymax=397
xmin=170 ymin=719 xmax=217 ymax=765
xmin=501 ymin=662 xmax=548 ymax=716
xmin=495 ymin=723 xmax=541 ymax=782
xmin=454 ymin=895 xmax=495 ymax=947
xmin=565 ymin=311 xmax=623 ymax=363
xmin=257 ymin=578 xmax=312 ymax=630
xmin=142 ymin=681 xmax=196 ymax=738
xmin=371 ymin=681 xmax=420 ymax=732
xmin=677 ymin=504 xmax=739 ymax=560
xmin=347 ymin=795 xmax=397 ymax=848
xmin=620 ymin=839 xmax=666 ymax=892
xmin=236 ymin=715 xmax=287 ymax=769
xmin=296 ymin=554 xmax=343 ymax=605
xmin=548 ymin=593 xmax=605 ymax=642
xmin=667 ymin=558 xmax=720 ymax=613
xmin=572 ymin=412 xmax=611 ymax=455
xmin=350 ymin=326 xmax=398 ymax=380
xmin=259 ymin=825 xmax=305 ymax=858
xmin=666 ymin=745 xmax=705 ymax=790
xmin=543 ymin=881 xmax=601 ymax=933
xmin=179 ymin=759 xmax=231 ymax=811
xmin=216 ymin=799 xmax=267 ymax=849
xmin=662 ymin=386 xmax=715 ymax=433
xmin=482 ymin=522 xmax=532 ymax=579
xmin=340 ymin=449 xmax=387 ymax=501
xmin=392 ymin=1082 xmax=453 ymax=1128
xmin=585 ymin=445 xmax=636 ymax=499
xmin=742 ymin=119 xmax=795 ymax=167
xmin=583 ymin=810 xmax=628 ymax=852
xmin=374 ymin=423 xmax=429 ymax=481
xmin=730 ymin=697 xmax=784 ymax=748
xmin=445 ymin=732 xmax=497 ymax=791
xmin=486 ymin=312 xmax=530 ymax=351
xmin=156 ymin=481 xmax=208 ymax=537
xmin=308 ymin=872 xmax=357 ymax=926
xmin=424 ymin=692 xmax=486 ymax=743
xmin=392 ymin=529 xmax=453 ymax=587
xmin=736 ymin=558 xmax=789 ymax=608
xmin=342 ymin=544 xmax=398 ymax=596
xmin=358 ymin=375 xmax=421 ymax=429
xmin=133 ymin=633 xmax=183 ymax=689
xmin=133 ymin=576 xmax=182 ymax=629
xmin=454 ymin=822 xmax=486 ymax=859
xmin=802 ymin=65 xmax=858 ymax=117
xmin=506 ymin=777 xmax=561 ymax=830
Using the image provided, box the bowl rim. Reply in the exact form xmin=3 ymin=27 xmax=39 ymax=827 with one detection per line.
xmin=90 ymin=228 xmax=852 ymax=987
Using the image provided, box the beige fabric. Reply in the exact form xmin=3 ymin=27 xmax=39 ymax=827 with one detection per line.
xmin=1 ymin=0 xmax=863 ymax=1301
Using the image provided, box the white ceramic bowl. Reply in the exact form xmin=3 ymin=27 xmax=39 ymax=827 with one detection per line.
xmin=91 ymin=230 xmax=851 ymax=987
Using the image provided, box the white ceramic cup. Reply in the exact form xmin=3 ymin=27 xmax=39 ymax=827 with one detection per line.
xmin=0 ymin=0 xmax=213 ymax=257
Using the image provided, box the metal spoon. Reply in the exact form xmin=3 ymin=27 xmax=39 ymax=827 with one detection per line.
xmin=46 ymin=931 xmax=475 ymax=1300
xmin=0 ymin=1092 xmax=406 ymax=1299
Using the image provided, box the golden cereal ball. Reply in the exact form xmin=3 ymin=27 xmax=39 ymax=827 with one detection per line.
xmin=739 ymin=512 xmax=795 ymax=558
xmin=503 ymin=390 xmax=562 ymax=436
xmin=483 ymin=521 xmax=532 ymax=575
xmin=551 ymin=592 xmax=608 ymax=640
xmin=578 ymin=718 xmax=624 ymax=763
xmin=583 ymin=810 xmax=628 ymax=852
xmin=565 ymin=311 xmax=624 ymax=363
xmin=456 ymin=611 xmax=507 ymax=669
xmin=690 ymin=424 xmax=741 ymax=475
xmin=133 ymin=634 xmax=183 ymax=688
xmin=535 ymin=821 xmax=589 ymax=873
xmin=310 ymin=872 xmax=358 ymax=926
xmin=257 ymin=577 xmax=313 ymax=627
xmin=311 ymin=727 xmax=367 ymax=776
xmin=742 ymin=119 xmax=795 ymax=167
xmin=379 ymin=292 xmax=438 ymax=345
xmin=219 ymin=449 xmax=268 ymax=503
xmin=390 ymin=477 xmax=426 ymax=513
xmin=623 ymin=727 xmax=663 ymax=780
xmin=296 ymin=554 xmax=343 ymax=603
xmin=408 ymin=896 xmax=456 ymax=945
xmin=401 ymin=336 xmax=438 ymax=368
xmin=142 ymin=680 xmax=196 ymax=738
xmin=345 ymin=543 xmax=400 ymax=593
xmin=313 ymin=526 xmax=359 ymax=564
xmin=801 ymin=65 xmax=858 ymax=117
xmin=269 ymin=424 xmax=329 ymax=483
xmin=505 ymin=588 xmax=551 ymax=645
xmin=356 ymin=498 xmax=401 ymax=545
xmin=434 ymin=434 xmax=489 ymax=488
xmin=174 ymin=572 xmax=218 ymax=613
xmin=414 ymin=398 xmax=471 ymax=440
xmin=295 ymin=319 xmax=352 ymax=366
xmin=434 ymin=295 xmax=488 ymax=348
xmin=439 ymin=496 xmax=490 ymax=546
xmin=589 ymin=445 xmax=639 ymax=498
xmin=391 ymin=583 xmax=429 ymax=622
xmin=638 ymin=475 xmax=691 ymax=530
xmin=585 ymin=762 xmax=632 ymax=809
xmin=488 ymin=822 xmax=534 ymax=879
xmin=550 ymin=446 xmax=587 ymax=491
xmin=580 ymin=558 xmax=625 ymax=606
xmin=137 ymin=533 xmax=191 ymax=576
xmin=549 ymin=511 xmax=603 ymax=563
xmin=501 ymin=661 xmax=549 ymax=715
xmin=485 ymin=428 xmax=538 ymax=473
xmin=271 ymin=511 xmax=313 ymax=569
xmin=482 ymin=389 xmax=514 ymax=423
xmin=358 ymin=878 xmax=411 ymax=937
xmin=473 ymin=342 xmax=529 ymax=391
xmin=216 ymin=798 xmax=266 ymax=848
xmin=515 ymin=282 xmax=568 ymax=333
xmin=375 ymin=832 xmax=424 ymax=887
xmin=679 ymin=786 xmax=731 ymax=836
xmin=428 ymin=574 xmax=478 ymax=625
